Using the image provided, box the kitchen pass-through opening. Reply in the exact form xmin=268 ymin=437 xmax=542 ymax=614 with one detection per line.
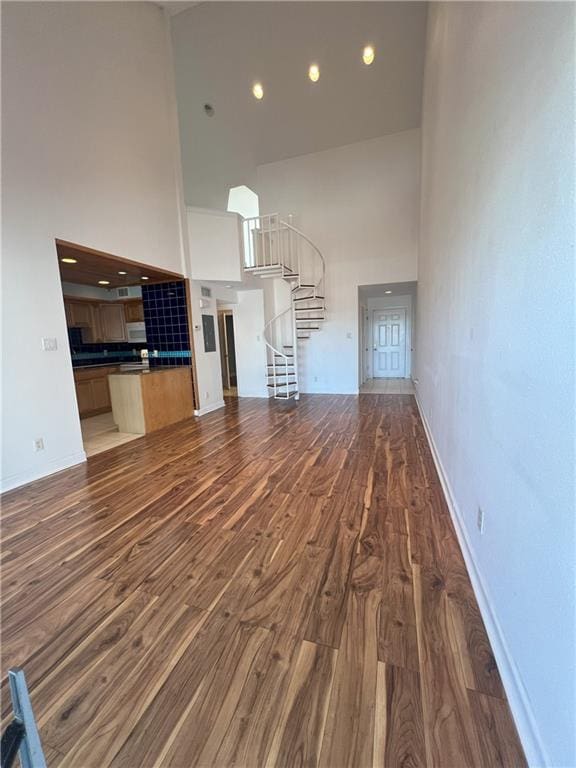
xmin=55 ymin=239 xmax=198 ymax=456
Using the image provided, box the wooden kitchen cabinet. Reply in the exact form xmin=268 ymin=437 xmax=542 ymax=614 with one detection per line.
xmin=98 ymin=303 xmax=127 ymax=342
xmin=91 ymin=377 xmax=111 ymax=410
xmin=75 ymin=380 xmax=95 ymax=415
xmin=64 ymin=297 xmax=127 ymax=342
xmin=74 ymin=366 xmax=119 ymax=417
xmin=124 ymin=300 xmax=144 ymax=323
xmin=65 ymin=300 xmax=94 ymax=328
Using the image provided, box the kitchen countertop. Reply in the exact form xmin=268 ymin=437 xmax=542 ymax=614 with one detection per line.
xmin=109 ymin=366 xmax=191 ymax=376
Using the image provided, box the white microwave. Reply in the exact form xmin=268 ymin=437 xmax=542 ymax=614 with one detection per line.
xmin=126 ymin=321 xmax=147 ymax=342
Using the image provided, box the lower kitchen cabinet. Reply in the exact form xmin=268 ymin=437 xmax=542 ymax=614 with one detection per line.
xmin=74 ymin=366 xmax=119 ymax=417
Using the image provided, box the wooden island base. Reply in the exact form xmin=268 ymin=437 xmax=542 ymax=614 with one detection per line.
xmin=108 ymin=366 xmax=194 ymax=434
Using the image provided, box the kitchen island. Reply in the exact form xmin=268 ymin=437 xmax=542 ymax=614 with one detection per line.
xmin=108 ymin=367 xmax=194 ymax=434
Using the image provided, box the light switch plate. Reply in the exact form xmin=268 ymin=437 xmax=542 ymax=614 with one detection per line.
xmin=41 ymin=337 xmax=58 ymax=351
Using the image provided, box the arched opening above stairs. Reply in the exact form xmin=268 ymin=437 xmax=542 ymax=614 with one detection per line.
xmin=227 ymin=185 xmax=259 ymax=219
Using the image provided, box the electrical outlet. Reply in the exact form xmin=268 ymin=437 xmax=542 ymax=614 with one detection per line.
xmin=477 ymin=506 xmax=485 ymax=534
xmin=314 ymin=376 xmax=318 ymax=383
xmin=33 ymin=438 xmax=44 ymax=452
xmin=205 ymin=392 xmax=209 ymax=400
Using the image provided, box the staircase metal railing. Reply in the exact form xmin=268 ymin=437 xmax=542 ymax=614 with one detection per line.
xmin=265 ymin=305 xmax=298 ymax=399
xmin=242 ymin=213 xmax=326 ymax=400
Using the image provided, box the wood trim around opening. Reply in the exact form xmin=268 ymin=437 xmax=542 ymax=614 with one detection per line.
xmin=56 ymin=238 xmax=185 ymax=287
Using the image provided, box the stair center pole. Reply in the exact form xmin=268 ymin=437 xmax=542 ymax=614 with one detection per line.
xmin=291 ymin=297 xmax=300 ymax=401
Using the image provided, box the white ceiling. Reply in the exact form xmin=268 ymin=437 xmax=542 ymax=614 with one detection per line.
xmin=171 ymin=2 xmax=428 ymax=207
xmin=157 ymin=2 xmax=200 ymax=17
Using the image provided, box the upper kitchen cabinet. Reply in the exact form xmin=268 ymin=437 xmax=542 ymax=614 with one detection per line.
xmin=64 ymin=297 xmax=128 ymax=342
xmin=124 ymin=300 xmax=144 ymax=323
xmin=65 ymin=299 xmax=94 ymax=328
xmin=98 ymin=303 xmax=127 ymax=342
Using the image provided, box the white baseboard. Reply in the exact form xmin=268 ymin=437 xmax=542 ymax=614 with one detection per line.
xmin=194 ymin=400 xmax=225 ymax=417
xmin=413 ymin=386 xmax=548 ymax=768
xmin=0 ymin=450 xmax=87 ymax=494
xmin=299 ymin=387 xmax=359 ymax=395
xmin=237 ymin=392 xmax=269 ymax=399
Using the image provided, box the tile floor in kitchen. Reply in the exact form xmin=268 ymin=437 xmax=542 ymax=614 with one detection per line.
xmin=81 ymin=412 xmax=141 ymax=457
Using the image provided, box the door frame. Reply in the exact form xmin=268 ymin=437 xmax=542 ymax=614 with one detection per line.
xmin=372 ymin=306 xmax=408 ymax=379
xmin=361 ymin=306 xmax=370 ymax=385
xmin=217 ymin=309 xmax=237 ymax=393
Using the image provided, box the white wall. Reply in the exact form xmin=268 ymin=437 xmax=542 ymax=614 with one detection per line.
xmin=416 ymin=4 xmax=575 ymax=766
xmin=216 ymin=288 xmax=270 ymax=400
xmin=256 ymin=130 xmax=420 ymax=394
xmin=1 ymin=2 xmax=187 ymax=491
xmin=188 ymin=281 xmax=225 ymax=415
xmin=187 ymin=207 xmax=244 ymax=282
xmin=235 ymin=290 xmax=269 ymax=398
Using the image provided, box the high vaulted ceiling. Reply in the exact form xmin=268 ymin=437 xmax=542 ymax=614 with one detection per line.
xmin=171 ymin=2 xmax=428 ymax=208
xmin=157 ymin=2 xmax=200 ymax=17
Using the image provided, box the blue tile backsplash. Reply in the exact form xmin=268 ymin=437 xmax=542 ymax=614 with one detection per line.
xmin=142 ymin=281 xmax=191 ymax=368
xmin=69 ymin=280 xmax=192 ymax=368
xmin=68 ymin=327 xmax=147 ymax=367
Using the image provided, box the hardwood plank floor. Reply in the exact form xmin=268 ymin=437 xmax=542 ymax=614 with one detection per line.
xmin=0 ymin=394 xmax=526 ymax=767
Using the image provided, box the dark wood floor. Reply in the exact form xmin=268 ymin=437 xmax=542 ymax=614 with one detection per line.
xmin=1 ymin=394 xmax=526 ymax=767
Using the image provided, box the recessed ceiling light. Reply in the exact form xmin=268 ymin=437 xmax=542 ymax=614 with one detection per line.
xmin=118 ymin=270 xmax=127 ymax=275
xmin=252 ymin=82 xmax=264 ymax=100
xmin=308 ymin=64 xmax=320 ymax=83
xmin=98 ymin=280 xmax=110 ymax=285
xmin=61 ymin=257 xmax=78 ymax=264
xmin=363 ymin=45 xmax=375 ymax=66
xmin=141 ymin=276 xmax=150 ymax=280
xmin=385 ymin=290 xmax=392 ymax=294
xmin=226 ymin=285 xmax=232 ymax=289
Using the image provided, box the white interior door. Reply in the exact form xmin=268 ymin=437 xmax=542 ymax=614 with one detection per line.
xmin=373 ymin=309 xmax=406 ymax=378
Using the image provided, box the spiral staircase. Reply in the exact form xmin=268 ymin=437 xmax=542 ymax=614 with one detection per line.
xmin=242 ymin=213 xmax=326 ymax=400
